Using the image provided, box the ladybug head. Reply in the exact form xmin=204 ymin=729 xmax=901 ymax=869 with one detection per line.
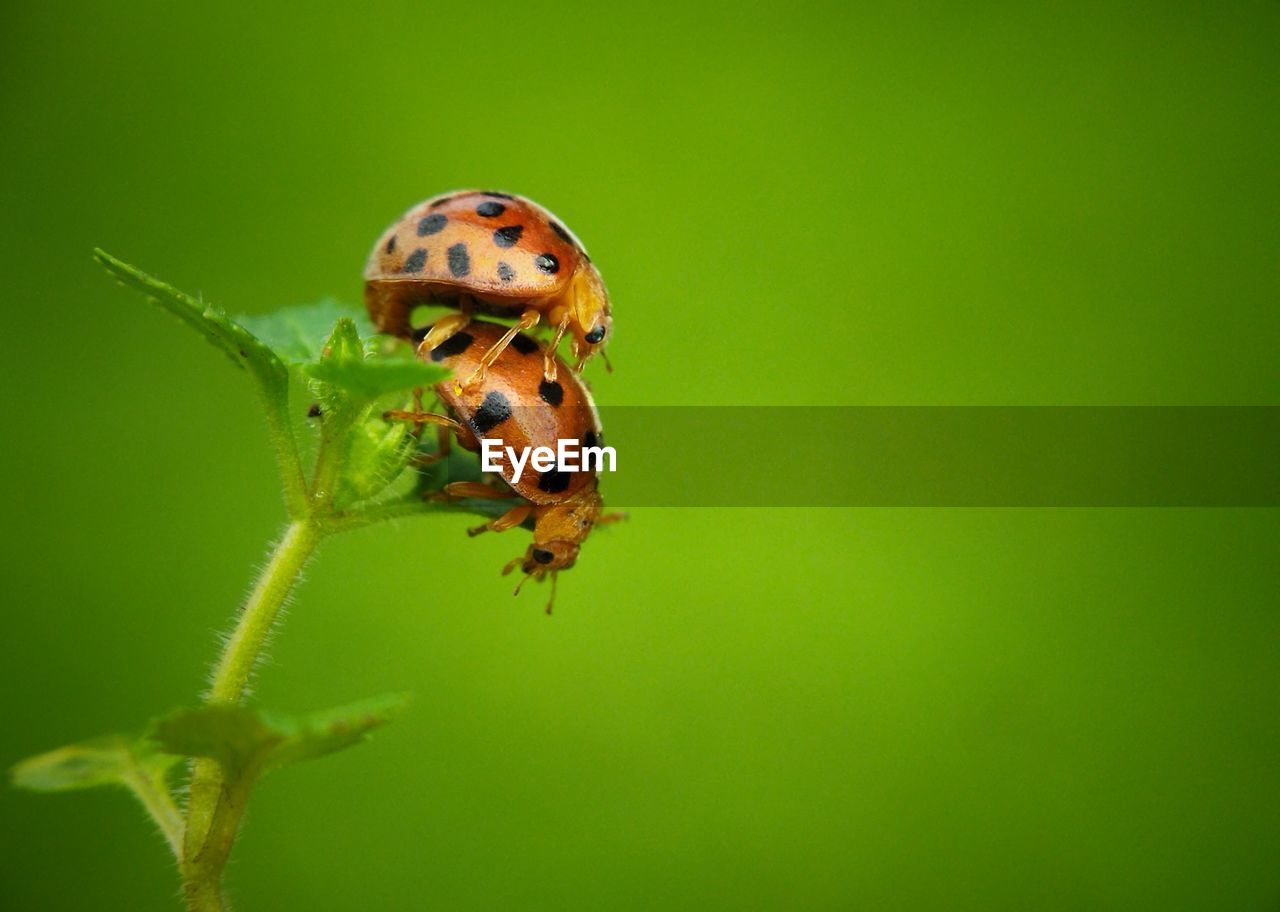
xmin=569 ymin=262 xmax=612 ymax=363
xmin=519 ymin=540 xmax=581 ymax=576
xmin=501 ymin=486 xmax=600 ymax=604
xmin=502 ymin=540 xmax=580 ymax=613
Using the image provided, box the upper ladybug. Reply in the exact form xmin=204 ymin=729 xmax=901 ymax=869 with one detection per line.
xmin=364 ymin=190 xmax=611 ymax=385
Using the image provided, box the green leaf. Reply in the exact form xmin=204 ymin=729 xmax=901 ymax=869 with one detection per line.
xmin=151 ymin=705 xmax=276 ymax=780
xmin=94 ymin=249 xmax=287 ymax=389
xmin=304 ymin=318 xmax=447 ymax=403
xmin=239 ymin=299 xmax=376 ymax=364
xmin=93 ymin=251 xmax=455 ymax=521
xmin=13 ymin=733 xmax=186 ymax=855
xmin=260 ymin=693 xmax=409 ymax=772
xmin=11 ymin=734 xmax=178 ymax=793
xmin=338 ymin=411 xmax=417 ymax=505
xmin=94 ymin=249 xmax=310 ymax=515
xmin=152 ymin=693 xmax=408 ymax=780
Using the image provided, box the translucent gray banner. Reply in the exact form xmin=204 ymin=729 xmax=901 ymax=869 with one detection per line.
xmin=432 ymin=407 xmax=1280 ymax=507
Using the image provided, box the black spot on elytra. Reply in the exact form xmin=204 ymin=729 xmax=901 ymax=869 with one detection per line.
xmin=476 ymin=201 xmax=505 ymax=218
xmin=583 ymin=429 xmax=598 ymax=449
xmin=493 ymin=225 xmax=523 ymax=248
xmin=538 ymin=468 xmax=571 ymax=494
xmin=532 ymin=548 xmax=554 ymax=564
xmin=535 ymin=253 xmax=559 ymax=274
xmin=447 ymin=243 xmax=470 ymax=277
xmin=429 ymin=331 xmax=474 ymax=362
xmin=480 ymin=190 xmax=516 ymax=200
xmin=384 ymin=235 xmax=397 ymax=254
xmin=549 ymin=220 xmax=574 ymax=245
xmin=539 ymin=379 xmax=564 ymax=407
xmin=510 ymin=333 xmax=538 ymax=355
xmin=470 ymin=391 xmax=512 ymax=434
xmin=497 ymin=261 xmax=516 ymax=283
xmin=417 ymin=213 xmax=447 ymax=236
xmin=402 ymin=248 xmax=427 ymax=273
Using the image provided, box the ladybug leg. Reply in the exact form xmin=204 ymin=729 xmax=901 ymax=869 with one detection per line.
xmin=544 ymin=571 xmax=559 ymax=615
xmin=427 ymin=479 xmax=517 ymax=505
xmin=383 ymin=409 xmax=464 ymax=434
xmin=462 ymin=308 xmax=541 ymax=388
xmin=542 ymin=311 xmax=572 ymax=382
xmin=411 ymin=424 xmax=453 ymax=468
xmin=416 ymin=303 xmax=473 ymax=357
xmin=466 ymin=502 xmax=532 ymax=537
xmin=441 ymin=481 xmax=517 ymax=500
xmin=596 ymin=511 xmax=629 ymax=526
xmin=573 ymin=350 xmax=612 ymax=373
xmin=400 ymin=388 xmax=428 ymax=441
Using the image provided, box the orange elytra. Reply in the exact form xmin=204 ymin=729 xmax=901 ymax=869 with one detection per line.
xmin=364 ymin=190 xmax=612 ymax=386
xmin=385 ymin=320 xmax=622 ymax=612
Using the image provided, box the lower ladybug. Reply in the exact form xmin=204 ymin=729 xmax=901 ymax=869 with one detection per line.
xmin=386 ymin=320 xmax=622 ymax=612
xmin=365 ymin=190 xmax=612 ymax=387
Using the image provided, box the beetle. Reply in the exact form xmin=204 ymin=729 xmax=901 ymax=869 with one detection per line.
xmin=385 ymin=320 xmax=622 ymax=611
xmin=365 ymin=190 xmax=612 ymax=386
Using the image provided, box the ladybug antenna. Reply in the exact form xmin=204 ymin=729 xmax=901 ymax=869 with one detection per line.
xmin=512 ymin=572 xmax=534 ymax=597
xmin=501 ymin=555 xmax=522 ymax=576
xmin=545 ymin=572 xmax=559 ymax=615
xmin=600 ymin=350 xmax=613 ymax=373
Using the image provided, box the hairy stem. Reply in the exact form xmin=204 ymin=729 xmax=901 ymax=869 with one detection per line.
xmin=308 ymin=406 xmax=359 ymax=512
xmin=181 ymin=518 xmax=324 ymax=911
xmin=257 ymin=384 xmax=310 ymax=519
xmin=121 ymin=762 xmax=184 ymax=859
xmin=181 ymin=756 xmax=262 ymax=912
xmin=207 ymin=520 xmax=321 ymax=703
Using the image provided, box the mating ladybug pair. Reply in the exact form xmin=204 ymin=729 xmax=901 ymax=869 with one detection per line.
xmin=366 ymin=191 xmax=619 ymax=611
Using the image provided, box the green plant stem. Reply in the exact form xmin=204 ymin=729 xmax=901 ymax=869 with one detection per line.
xmin=121 ymin=761 xmax=184 ymax=858
xmin=328 ymin=495 xmax=505 ymax=533
xmin=181 ymin=518 xmax=324 ymax=911
xmin=308 ymin=406 xmax=359 ymax=511
xmin=328 ymin=492 xmax=447 ymax=531
xmin=207 ymin=520 xmax=322 ymax=703
xmin=257 ymin=384 xmax=309 ymax=519
xmin=181 ymin=755 xmax=263 ymax=912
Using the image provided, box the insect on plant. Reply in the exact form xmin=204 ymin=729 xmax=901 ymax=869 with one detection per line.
xmin=364 ymin=190 xmax=613 ymax=384
xmin=9 ymin=244 xmax=621 ymax=911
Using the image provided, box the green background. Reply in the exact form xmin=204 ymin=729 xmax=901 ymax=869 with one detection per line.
xmin=3 ymin=1 xmax=1279 ymax=909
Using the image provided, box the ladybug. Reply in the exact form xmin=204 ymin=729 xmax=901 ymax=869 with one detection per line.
xmin=385 ymin=320 xmax=622 ymax=612
xmin=365 ymin=190 xmax=612 ymax=386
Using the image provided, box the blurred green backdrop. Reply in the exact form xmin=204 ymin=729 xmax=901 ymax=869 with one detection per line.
xmin=2 ymin=1 xmax=1279 ymax=909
